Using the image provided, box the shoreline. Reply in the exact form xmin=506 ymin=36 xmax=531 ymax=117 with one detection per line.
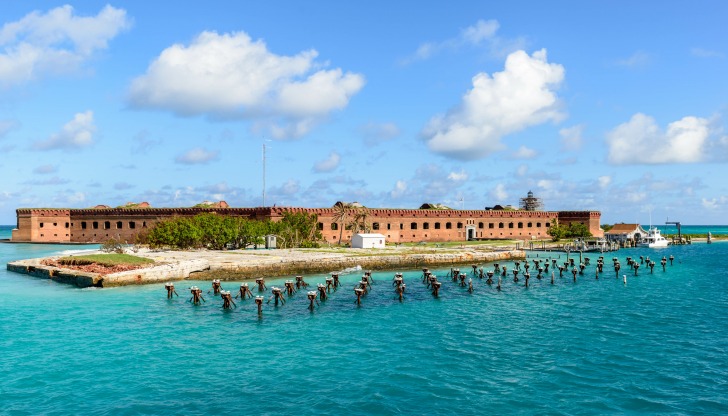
xmin=7 ymin=246 xmax=525 ymax=288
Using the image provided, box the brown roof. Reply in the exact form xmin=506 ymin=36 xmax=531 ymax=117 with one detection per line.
xmin=606 ymin=223 xmax=641 ymax=234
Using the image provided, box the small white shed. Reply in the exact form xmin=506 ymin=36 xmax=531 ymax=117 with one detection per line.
xmin=351 ymin=233 xmax=386 ymax=249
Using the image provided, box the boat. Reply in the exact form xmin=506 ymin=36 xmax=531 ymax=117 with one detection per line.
xmin=567 ymin=238 xmax=615 ymax=252
xmin=638 ymin=227 xmax=670 ymax=248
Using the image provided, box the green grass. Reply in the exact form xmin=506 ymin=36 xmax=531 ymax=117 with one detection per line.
xmin=57 ymin=254 xmax=154 ymax=267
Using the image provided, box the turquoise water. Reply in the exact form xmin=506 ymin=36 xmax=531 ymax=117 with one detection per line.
xmin=1 ymin=225 xmax=727 ymax=415
xmin=643 ymin=225 xmax=728 ymax=236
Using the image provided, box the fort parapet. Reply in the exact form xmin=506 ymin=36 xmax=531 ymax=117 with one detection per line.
xmin=10 ymin=205 xmax=603 ymax=244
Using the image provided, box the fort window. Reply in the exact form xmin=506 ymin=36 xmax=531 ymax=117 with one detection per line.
xmin=489 ymin=223 xmax=494 ymax=229
xmin=410 ymin=222 xmax=418 ymax=230
xmin=536 ymin=222 xmax=541 ymax=227
xmin=93 ymin=222 xmax=99 ymax=229
xmin=423 ymin=222 xmax=429 ymax=230
xmin=527 ymin=222 xmax=532 ymax=228
xmin=518 ymin=222 xmax=523 ymax=229
xmin=457 ymin=222 xmax=463 ymax=229
xmin=446 ymin=222 xmax=452 ymax=229
xmin=65 ymin=222 xmax=69 ymax=228
xmin=499 ymin=222 xmax=504 ymax=229
xmin=130 ymin=221 xmax=136 ymax=229
xmin=546 ymin=222 xmax=551 ymax=227
xmin=508 ymin=223 xmax=514 ymax=229
xmin=331 ymin=223 xmax=338 ymax=230
xmin=372 ymin=222 xmax=380 ymax=230
xmin=478 ymin=222 xmax=484 ymax=229
xmin=399 ymin=224 xmax=404 ymax=230
xmin=116 ymin=221 xmax=123 ymax=229
xmin=317 ymin=222 xmax=323 ymax=230
xmin=434 ymin=222 xmax=441 ymax=229
xmin=81 ymin=222 xmax=87 ymax=229
xmin=53 ymin=223 xmax=57 ymax=226
xmin=104 ymin=221 xmax=110 ymax=230
xmin=142 ymin=221 xmax=147 ymax=228
xmin=387 ymin=224 xmax=391 ymax=230
xmin=40 ymin=223 xmax=44 ymax=228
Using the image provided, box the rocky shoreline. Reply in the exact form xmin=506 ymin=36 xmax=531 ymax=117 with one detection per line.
xmin=7 ymin=246 xmax=525 ymax=288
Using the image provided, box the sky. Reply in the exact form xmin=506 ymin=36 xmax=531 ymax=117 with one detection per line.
xmin=1 ymin=1 xmax=727 ymax=225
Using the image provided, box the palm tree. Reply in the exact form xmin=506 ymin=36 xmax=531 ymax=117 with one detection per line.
xmin=331 ymin=202 xmax=350 ymax=245
xmin=350 ymin=207 xmax=371 ymax=234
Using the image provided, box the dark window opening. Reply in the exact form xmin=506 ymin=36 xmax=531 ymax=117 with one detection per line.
xmin=411 ymin=222 xmax=418 ymax=230
xmin=130 ymin=221 xmax=136 ymax=229
xmin=103 ymin=221 xmax=110 ymax=230
xmin=423 ymin=222 xmax=430 ymax=230
xmin=457 ymin=222 xmax=463 ymax=229
xmin=116 ymin=221 xmax=123 ymax=229
xmin=93 ymin=221 xmax=99 ymax=229
xmin=372 ymin=222 xmax=380 ymax=230
xmin=81 ymin=222 xmax=87 ymax=229
xmin=446 ymin=222 xmax=452 ymax=229
xmin=40 ymin=223 xmax=44 ymax=228
xmin=518 ymin=222 xmax=523 ymax=229
xmin=434 ymin=222 xmax=441 ymax=229
xmin=489 ymin=223 xmax=494 ymax=229
xmin=317 ymin=222 xmax=324 ymax=230
xmin=478 ymin=222 xmax=484 ymax=229
xmin=508 ymin=223 xmax=514 ymax=229
xmin=331 ymin=223 xmax=338 ymax=230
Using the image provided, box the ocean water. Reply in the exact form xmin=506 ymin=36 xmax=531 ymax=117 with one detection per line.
xmin=1 ymin=225 xmax=727 ymax=415
xmin=647 ymin=225 xmax=728 ymax=236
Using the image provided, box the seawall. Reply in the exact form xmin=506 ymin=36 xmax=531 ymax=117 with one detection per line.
xmin=6 ymin=249 xmax=524 ymax=288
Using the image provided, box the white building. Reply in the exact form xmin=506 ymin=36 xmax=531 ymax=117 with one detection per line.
xmin=351 ymin=233 xmax=386 ymax=249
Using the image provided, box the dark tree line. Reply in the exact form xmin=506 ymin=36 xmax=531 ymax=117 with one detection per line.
xmin=141 ymin=212 xmax=322 ymax=250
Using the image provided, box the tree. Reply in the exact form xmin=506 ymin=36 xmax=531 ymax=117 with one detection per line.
xmin=547 ymin=222 xmax=567 ymax=241
xmin=331 ymin=202 xmax=351 ymax=245
xmin=349 ymin=207 xmax=371 ymax=234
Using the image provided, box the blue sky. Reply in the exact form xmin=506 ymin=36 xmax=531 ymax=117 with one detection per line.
xmin=1 ymin=1 xmax=727 ymax=225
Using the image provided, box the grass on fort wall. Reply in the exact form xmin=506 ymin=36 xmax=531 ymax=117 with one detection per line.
xmin=57 ymin=254 xmax=155 ymax=267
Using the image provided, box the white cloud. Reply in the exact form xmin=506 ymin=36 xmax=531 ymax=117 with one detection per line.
xmin=175 ymin=148 xmax=219 ymax=165
xmin=512 ymin=145 xmax=537 ymax=159
xmin=491 ymin=183 xmax=508 ymax=201
xmin=33 ymin=110 xmax=96 ymax=150
xmin=616 ymin=51 xmax=651 ymax=68
xmin=403 ymin=19 xmax=525 ymax=64
xmin=702 ymin=196 xmax=728 ymax=210
xmin=313 ymin=151 xmax=341 ymax=173
xmin=516 ymin=164 xmax=528 ymax=177
xmin=390 ymin=180 xmax=407 ymax=199
xmin=560 ymin=124 xmax=583 ymax=151
xmin=360 ymin=121 xmax=400 ymax=145
xmin=598 ymin=175 xmax=612 ymax=189
xmin=423 ymin=49 xmax=565 ymax=160
xmin=0 ymin=5 xmax=131 ymax=88
xmin=128 ymin=31 xmax=364 ymax=138
xmin=606 ymin=113 xmax=710 ymax=164
xmin=447 ymin=170 xmax=468 ymax=182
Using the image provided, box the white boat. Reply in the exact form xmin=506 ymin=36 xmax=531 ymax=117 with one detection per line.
xmin=638 ymin=227 xmax=670 ymax=248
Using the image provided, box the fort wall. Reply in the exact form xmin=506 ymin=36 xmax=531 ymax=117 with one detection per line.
xmin=10 ymin=206 xmax=602 ymax=243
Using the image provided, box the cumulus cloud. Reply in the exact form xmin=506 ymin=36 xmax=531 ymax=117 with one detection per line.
xmin=0 ymin=5 xmax=131 ymax=88
xmin=447 ymin=170 xmax=468 ymax=182
xmin=560 ymin=124 xmax=583 ymax=150
xmin=175 ymin=147 xmax=219 ymax=165
xmin=491 ymin=183 xmax=508 ymax=201
xmin=606 ymin=113 xmax=711 ymax=164
xmin=702 ymin=196 xmax=728 ymax=210
xmin=403 ymin=19 xmax=525 ymax=64
xmin=422 ymin=49 xmax=565 ymax=160
xmin=512 ymin=145 xmax=537 ymax=159
xmin=313 ymin=151 xmax=341 ymax=173
xmin=33 ymin=110 xmax=96 ymax=150
xmin=128 ymin=31 xmax=364 ymax=138
xmin=390 ymin=180 xmax=407 ymax=199
xmin=359 ymin=121 xmax=400 ymax=145
xmin=598 ymin=175 xmax=612 ymax=189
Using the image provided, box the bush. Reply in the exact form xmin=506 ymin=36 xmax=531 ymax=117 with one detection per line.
xmin=101 ymin=237 xmax=124 ymax=254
